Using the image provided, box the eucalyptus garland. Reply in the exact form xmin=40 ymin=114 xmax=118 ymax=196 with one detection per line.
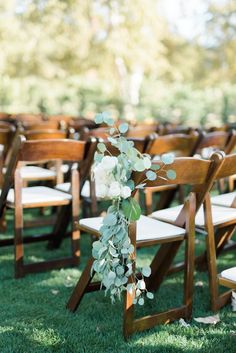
xmin=91 ymin=112 xmax=176 ymax=304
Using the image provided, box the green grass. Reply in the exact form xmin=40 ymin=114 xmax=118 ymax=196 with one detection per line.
xmin=0 ymin=208 xmax=236 ymax=353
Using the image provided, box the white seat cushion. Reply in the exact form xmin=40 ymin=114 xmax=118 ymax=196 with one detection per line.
xmin=211 ymin=192 xmax=236 ymax=207
xmin=79 ymin=215 xmax=186 ymax=242
xmin=152 ymin=204 xmax=236 ymax=227
xmin=55 ymin=180 xmax=100 ymax=199
xmin=221 ymin=267 xmax=236 ymax=282
xmin=55 ymin=182 xmax=71 ymax=193
xmin=50 ymin=163 xmax=71 ymax=174
xmin=7 ymin=186 xmax=72 ymax=206
xmin=20 ymin=166 xmax=56 ymax=180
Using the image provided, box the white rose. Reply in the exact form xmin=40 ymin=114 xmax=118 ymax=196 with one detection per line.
xmin=108 ymin=181 xmax=121 ymax=198
xmin=96 ymin=184 xmax=108 ymax=198
xmin=120 ymin=186 xmax=131 ymax=199
xmin=101 ymin=156 xmax=118 ymax=170
xmin=94 ymin=164 xmax=109 ymax=184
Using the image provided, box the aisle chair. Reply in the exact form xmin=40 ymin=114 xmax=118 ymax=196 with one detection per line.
xmin=0 ymin=136 xmax=95 ymax=277
xmin=151 ymin=152 xmax=236 ymax=278
xmin=203 ymin=153 xmax=236 ymax=310
xmin=143 ymin=132 xmax=199 ymax=214
xmin=66 ymin=153 xmax=223 ymax=338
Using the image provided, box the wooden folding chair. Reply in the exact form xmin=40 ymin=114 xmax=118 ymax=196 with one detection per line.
xmin=0 ymin=136 xmax=93 ymax=277
xmin=143 ymin=132 xmax=199 ymax=214
xmin=151 ymin=152 xmax=236 ymax=272
xmin=66 ymin=154 xmax=223 ymax=338
xmin=203 ymin=154 xmax=236 ymax=310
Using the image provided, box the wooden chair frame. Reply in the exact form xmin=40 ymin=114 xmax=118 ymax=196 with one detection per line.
xmin=0 ymin=137 xmax=95 ymax=277
xmin=66 ymin=154 xmax=224 ymax=338
xmin=202 ymin=154 xmax=236 ymax=310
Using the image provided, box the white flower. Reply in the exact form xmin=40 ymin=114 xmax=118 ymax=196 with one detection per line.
xmin=101 ymin=156 xmax=118 ymax=170
xmin=108 ymin=181 xmax=121 ymax=198
xmin=96 ymin=184 xmax=108 ymax=198
xmin=120 ymin=186 xmax=131 ymax=199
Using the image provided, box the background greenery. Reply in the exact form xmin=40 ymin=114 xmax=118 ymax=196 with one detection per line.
xmin=1 ymin=1 xmax=236 ymax=125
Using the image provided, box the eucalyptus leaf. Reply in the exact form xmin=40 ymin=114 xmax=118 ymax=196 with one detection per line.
xmin=146 ymin=170 xmax=157 ymax=181
xmin=161 ymin=153 xmax=175 ymax=165
xmin=134 ymin=159 xmax=145 ymax=172
xmin=119 ymin=123 xmax=129 ymax=134
xmin=142 ymin=266 xmax=151 ymax=277
xmin=167 ymin=169 xmax=177 ymax=180
xmin=138 ymin=297 xmax=144 ymax=306
xmin=151 ymin=163 xmax=161 ymax=171
xmin=97 ymin=142 xmax=106 ymax=153
xmin=146 ymin=292 xmax=154 ymax=299
xmin=95 ymin=113 xmax=103 ymax=124
xmin=103 ymin=213 xmax=117 ymax=226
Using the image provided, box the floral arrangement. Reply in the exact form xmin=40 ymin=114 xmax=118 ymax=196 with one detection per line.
xmin=91 ymin=112 xmax=176 ymax=305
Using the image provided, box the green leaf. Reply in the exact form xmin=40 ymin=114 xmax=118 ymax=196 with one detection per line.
xmin=134 ymin=159 xmax=145 ymax=171
xmin=103 ymin=112 xmax=114 ymax=126
xmin=108 ymin=137 xmax=117 ymax=145
xmin=127 ymin=179 xmax=135 ymax=190
xmin=167 ymin=169 xmax=176 ymax=180
xmin=119 ymin=123 xmax=129 ymax=134
xmin=95 ymin=113 xmax=103 ymax=124
xmin=121 ymin=198 xmax=141 ymax=221
xmin=161 ymin=153 xmax=175 ymax=165
xmin=94 ymin=152 xmax=103 ymax=162
xmin=146 ymin=292 xmax=154 ymax=299
xmin=151 ymin=163 xmax=161 ymax=171
xmin=142 ymin=266 xmax=151 ymax=277
xmin=138 ymin=297 xmax=144 ymax=305
xmin=146 ymin=170 xmax=157 ymax=181
xmin=103 ymin=213 xmax=117 ymax=226
xmin=97 ymin=142 xmax=106 ymax=153
xmin=143 ymin=157 xmax=151 ymax=169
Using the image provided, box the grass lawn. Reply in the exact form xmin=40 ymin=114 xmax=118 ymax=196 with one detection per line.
xmin=0 ymin=208 xmax=235 ymax=353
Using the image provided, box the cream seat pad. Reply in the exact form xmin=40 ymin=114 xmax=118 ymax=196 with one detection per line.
xmin=20 ymin=166 xmax=56 ymax=180
xmin=152 ymin=204 xmax=236 ymax=227
xmin=7 ymin=186 xmax=72 ymax=206
xmin=79 ymin=215 xmax=186 ymax=242
xmin=211 ymin=192 xmax=236 ymax=207
xmin=221 ymin=267 xmax=236 ymax=282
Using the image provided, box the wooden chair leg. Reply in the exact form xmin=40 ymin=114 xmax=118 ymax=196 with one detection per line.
xmin=47 ymin=205 xmax=71 ymax=249
xmin=204 ymin=196 xmax=220 ymax=311
xmin=144 ymin=189 xmax=153 ymax=215
xmin=71 ymin=169 xmax=80 ymax=265
xmin=183 ymin=194 xmax=195 ymax=319
xmin=66 ymin=257 xmax=94 ymax=312
xmin=14 ymin=173 xmax=24 ymax=278
xmin=196 ymin=224 xmax=236 ymax=272
xmin=123 ymin=281 xmax=135 ymax=340
xmin=228 ymin=176 xmax=234 ymax=192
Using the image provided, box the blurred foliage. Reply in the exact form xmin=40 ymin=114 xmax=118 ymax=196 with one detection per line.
xmin=0 ymin=0 xmax=236 ymax=125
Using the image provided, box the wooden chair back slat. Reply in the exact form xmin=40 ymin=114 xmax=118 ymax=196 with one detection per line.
xmin=24 ymin=121 xmax=59 ymax=131
xmin=24 ymin=130 xmax=66 ymax=140
xmin=19 ymin=139 xmax=86 ymax=163
xmin=214 ymin=153 xmax=236 ymax=179
xmin=146 ymin=133 xmax=199 ymax=156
